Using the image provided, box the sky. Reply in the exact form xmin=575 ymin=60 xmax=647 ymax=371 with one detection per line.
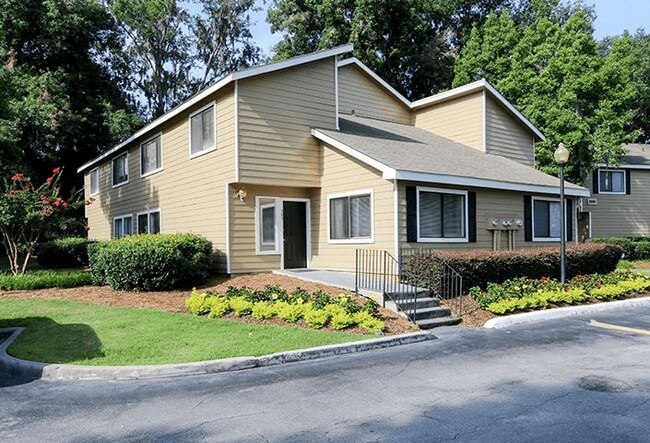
xmin=248 ymin=0 xmax=649 ymax=56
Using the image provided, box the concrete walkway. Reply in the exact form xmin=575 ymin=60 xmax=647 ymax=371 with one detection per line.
xmin=274 ymin=269 xmax=366 ymax=294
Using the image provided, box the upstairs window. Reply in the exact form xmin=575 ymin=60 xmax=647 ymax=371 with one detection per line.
xmin=598 ymin=169 xmax=625 ymax=194
xmin=190 ymin=103 xmax=215 ymax=157
xmin=89 ymin=168 xmax=99 ymax=195
xmin=328 ymin=191 xmax=372 ymax=242
xmin=417 ymin=187 xmax=467 ymax=242
xmin=141 ymin=135 xmax=162 ymax=176
xmin=114 ymin=215 xmax=133 ymax=239
xmin=112 ymin=153 xmax=128 ymax=187
xmin=137 ymin=210 xmax=161 ymax=234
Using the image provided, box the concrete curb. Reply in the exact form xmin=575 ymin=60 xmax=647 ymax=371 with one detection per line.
xmin=483 ymin=296 xmax=650 ymax=329
xmin=0 ymin=328 xmax=435 ymax=381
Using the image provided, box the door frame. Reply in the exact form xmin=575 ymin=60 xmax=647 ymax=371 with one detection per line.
xmin=280 ymin=198 xmax=311 ymax=270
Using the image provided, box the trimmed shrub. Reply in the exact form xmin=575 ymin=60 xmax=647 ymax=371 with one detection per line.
xmin=88 ymin=233 xmax=213 ymax=290
xmin=407 ymin=243 xmax=623 ymax=290
xmin=37 ymin=237 xmax=92 ymax=269
xmin=592 ymin=237 xmax=650 ymax=260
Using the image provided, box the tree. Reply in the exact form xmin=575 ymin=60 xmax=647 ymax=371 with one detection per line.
xmin=0 ymin=0 xmax=141 ymax=192
xmin=0 ymin=169 xmax=82 ymax=275
xmin=629 ymin=31 xmax=650 ymax=143
xmin=109 ymin=0 xmax=262 ymax=121
xmin=268 ymin=0 xmax=512 ymax=100
xmin=453 ymin=2 xmax=638 ymax=183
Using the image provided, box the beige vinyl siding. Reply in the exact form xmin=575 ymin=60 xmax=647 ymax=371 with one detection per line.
xmin=485 ymin=95 xmax=535 ymax=167
xmin=411 ymin=92 xmax=484 ymax=151
xmin=237 ymin=58 xmax=337 ymax=187
xmin=310 ymin=144 xmax=395 ymax=271
xmin=83 ymin=86 xmax=236 ymax=271
xmin=337 ymin=64 xmax=410 ymax=124
xmin=396 ymin=182 xmax=577 ymax=251
xmin=586 ymin=170 xmax=650 ymax=237
xmin=228 ymin=184 xmax=310 ymax=273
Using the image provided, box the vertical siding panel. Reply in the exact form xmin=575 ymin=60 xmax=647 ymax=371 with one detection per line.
xmin=411 ymin=92 xmax=484 ymax=151
xmin=485 ymin=95 xmax=535 ymax=167
xmin=337 ymin=64 xmax=410 ymax=124
xmin=237 ymin=58 xmax=337 ymax=187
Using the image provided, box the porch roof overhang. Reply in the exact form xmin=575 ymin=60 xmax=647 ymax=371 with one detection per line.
xmin=312 ymin=116 xmax=589 ymax=198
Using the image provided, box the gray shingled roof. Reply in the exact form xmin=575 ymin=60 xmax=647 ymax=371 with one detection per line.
xmin=314 ymin=115 xmax=588 ymax=196
xmin=622 ymin=143 xmax=650 ymax=166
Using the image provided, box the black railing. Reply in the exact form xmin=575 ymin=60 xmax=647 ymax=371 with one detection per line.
xmin=355 ymin=248 xmax=465 ymax=321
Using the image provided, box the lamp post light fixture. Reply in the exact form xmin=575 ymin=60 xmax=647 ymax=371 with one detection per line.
xmin=554 ymin=143 xmax=570 ymax=284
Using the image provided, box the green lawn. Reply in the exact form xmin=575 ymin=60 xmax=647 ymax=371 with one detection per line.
xmin=0 ymin=299 xmax=367 ymax=366
xmin=0 ymin=269 xmax=91 ymax=290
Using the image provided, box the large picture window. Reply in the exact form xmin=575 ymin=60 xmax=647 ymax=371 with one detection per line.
xmin=141 ymin=135 xmax=162 ymax=176
xmin=112 ymin=153 xmax=128 ymax=187
xmin=328 ymin=191 xmax=372 ymax=242
xmin=190 ymin=103 xmax=215 ymax=157
xmin=113 ymin=215 xmax=133 ymax=239
xmin=256 ymin=197 xmax=279 ymax=254
xmin=417 ymin=187 xmax=467 ymax=242
xmin=532 ymin=198 xmax=561 ymax=240
xmin=598 ymin=169 xmax=625 ymax=194
xmin=137 ymin=210 xmax=161 ymax=234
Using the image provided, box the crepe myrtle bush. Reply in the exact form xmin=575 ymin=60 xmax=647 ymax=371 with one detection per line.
xmin=0 ymin=168 xmax=84 ymax=275
xmin=88 ymin=233 xmax=214 ymax=291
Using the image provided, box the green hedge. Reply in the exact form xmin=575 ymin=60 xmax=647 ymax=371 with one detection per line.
xmin=404 ymin=243 xmax=623 ymax=291
xmin=36 ymin=237 xmax=92 ymax=269
xmin=592 ymin=237 xmax=650 ymax=260
xmin=88 ymin=233 xmax=214 ymax=291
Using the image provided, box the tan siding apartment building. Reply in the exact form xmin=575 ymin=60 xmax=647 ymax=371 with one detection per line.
xmin=80 ymin=45 xmax=588 ymax=275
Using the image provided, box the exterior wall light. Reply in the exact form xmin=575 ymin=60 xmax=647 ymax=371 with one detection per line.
xmin=237 ymin=188 xmax=247 ymax=202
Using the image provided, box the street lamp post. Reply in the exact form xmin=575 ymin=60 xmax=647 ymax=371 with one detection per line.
xmin=554 ymin=143 xmax=570 ymax=284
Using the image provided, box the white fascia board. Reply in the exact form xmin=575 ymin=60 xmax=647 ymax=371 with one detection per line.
xmin=391 ymin=170 xmax=590 ymax=197
xmin=410 ymin=78 xmax=546 ymax=142
xmin=311 ymin=129 xmax=394 ymax=176
xmin=79 ymin=44 xmax=354 ymax=174
xmin=337 ymin=58 xmax=411 ymax=108
xmin=596 ymin=163 xmax=650 ymax=170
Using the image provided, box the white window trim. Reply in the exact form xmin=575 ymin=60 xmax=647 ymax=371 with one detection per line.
xmin=89 ymin=167 xmax=99 ymax=196
xmin=188 ymin=101 xmax=217 ymax=159
xmin=113 ymin=214 xmax=133 ymax=239
xmin=416 ymin=186 xmax=469 ymax=243
xmin=327 ymin=188 xmax=374 ymax=244
xmin=597 ymin=168 xmax=626 ymax=195
xmin=255 ymin=196 xmax=280 ymax=255
xmin=136 ymin=208 xmax=162 ymax=234
xmin=531 ymin=196 xmax=561 ymax=242
xmin=112 ymin=153 xmax=129 ymax=188
xmin=140 ymin=132 xmax=163 ymax=178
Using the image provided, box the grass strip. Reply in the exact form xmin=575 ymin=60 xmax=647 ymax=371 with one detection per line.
xmin=0 ymin=269 xmax=92 ymax=290
xmin=0 ymin=299 xmax=367 ymax=366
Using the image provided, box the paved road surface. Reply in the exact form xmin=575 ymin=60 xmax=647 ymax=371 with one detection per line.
xmin=1 ymin=305 xmax=649 ymax=442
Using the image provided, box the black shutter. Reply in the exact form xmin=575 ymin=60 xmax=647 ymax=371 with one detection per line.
xmin=524 ymin=195 xmax=532 ymax=241
xmin=468 ymin=191 xmax=477 ymax=242
xmin=566 ymin=199 xmax=573 ymax=242
xmin=626 ymin=169 xmax=631 ymax=194
xmin=592 ymin=170 xmax=599 ymax=194
xmin=406 ymin=186 xmax=417 ymax=242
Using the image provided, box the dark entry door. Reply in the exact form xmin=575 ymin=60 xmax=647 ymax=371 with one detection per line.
xmin=283 ymin=201 xmax=307 ymax=269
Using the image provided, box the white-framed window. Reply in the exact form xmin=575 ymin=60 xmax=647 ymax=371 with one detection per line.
xmin=417 ymin=187 xmax=467 ymax=242
xmin=140 ymin=134 xmax=162 ymax=176
xmin=89 ymin=167 xmax=99 ymax=195
xmin=532 ymin=197 xmax=561 ymax=241
xmin=328 ymin=189 xmax=373 ymax=243
xmin=112 ymin=153 xmax=128 ymax=187
xmin=137 ymin=209 xmax=161 ymax=235
xmin=113 ymin=214 xmax=133 ymax=239
xmin=189 ymin=102 xmax=216 ymax=157
xmin=255 ymin=197 xmax=280 ymax=254
xmin=598 ymin=169 xmax=626 ymax=194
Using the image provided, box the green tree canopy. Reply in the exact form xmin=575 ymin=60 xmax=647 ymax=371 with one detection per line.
xmin=453 ymin=1 xmax=638 ymax=183
xmin=268 ymin=0 xmax=511 ymax=100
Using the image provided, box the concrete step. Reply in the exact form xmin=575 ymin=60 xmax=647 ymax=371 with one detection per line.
xmin=397 ymin=297 xmax=441 ymax=309
xmin=416 ymin=316 xmax=462 ymax=329
xmin=402 ymin=305 xmax=452 ymax=321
